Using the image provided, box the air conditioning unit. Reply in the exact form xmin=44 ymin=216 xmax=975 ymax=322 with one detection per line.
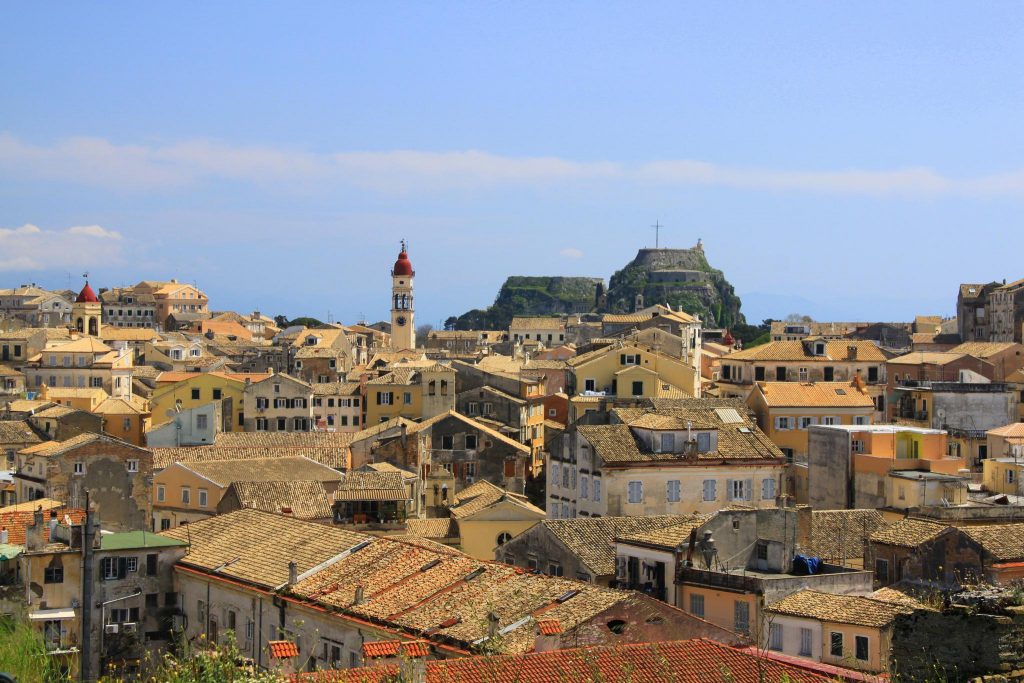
xmin=122 ymin=622 xmax=137 ymax=634
xmin=104 ymin=624 xmax=119 ymax=634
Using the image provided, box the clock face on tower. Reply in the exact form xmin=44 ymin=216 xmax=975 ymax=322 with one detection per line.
xmin=396 ymin=316 xmax=407 ymax=327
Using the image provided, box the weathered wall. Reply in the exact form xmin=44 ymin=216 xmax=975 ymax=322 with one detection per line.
xmin=808 ymin=426 xmax=852 ymax=510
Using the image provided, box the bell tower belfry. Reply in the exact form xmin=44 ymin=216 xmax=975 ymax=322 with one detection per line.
xmin=390 ymin=241 xmax=415 ymax=350
xmin=73 ymin=276 xmax=102 ymax=337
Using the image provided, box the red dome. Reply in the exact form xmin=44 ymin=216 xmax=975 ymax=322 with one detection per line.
xmin=723 ymin=329 xmax=735 ymax=346
xmin=76 ymin=282 xmax=99 ymax=303
xmin=392 ymin=248 xmax=414 ymax=277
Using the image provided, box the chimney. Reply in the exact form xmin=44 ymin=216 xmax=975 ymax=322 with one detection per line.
xmin=486 ymin=611 xmax=500 ymax=639
xmin=287 ymin=561 xmax=298 ymax=586
xmin=26 ymin=506 xmax=45 ymax=551
xmin=354 ymin=584 xmax=365 ymax=605
xmin=48 ymin=510 xmax=59 ymax=538
xmin=534 ymin=619 xmax=563 ymax=653
xmin=848 ymin=345 xmax=858 ymax=360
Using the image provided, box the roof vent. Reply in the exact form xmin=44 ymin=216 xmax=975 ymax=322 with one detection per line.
xmin=555 ymin=589 xmax=579 ymax=603
xmin=420 ymin=559 xmax=441 ymax=572
xmin=464 ymin=567 xmax=486 ymax=581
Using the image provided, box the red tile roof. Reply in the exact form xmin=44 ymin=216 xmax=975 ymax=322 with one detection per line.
xmin=268 ymin=640 xmax=299 ymax=659
xmin=296 ymin=639 xmax=833 ymax=682
xmin=362 ymin=641 xmax=400 ymax=658
xmin=536 ymin=619 xmax=562 ymax=635
xmin=0 ymin=508 xmax=86 ymax=546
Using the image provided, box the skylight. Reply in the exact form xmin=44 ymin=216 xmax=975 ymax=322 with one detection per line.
xmin=714 ymin=408 xmax=743 ymax=424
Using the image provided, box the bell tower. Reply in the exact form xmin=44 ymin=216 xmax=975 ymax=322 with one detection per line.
xmin=73 ymin=275 xmax=102 ymax=337
xmin=390 ymin=241 xmax=415 ymax=350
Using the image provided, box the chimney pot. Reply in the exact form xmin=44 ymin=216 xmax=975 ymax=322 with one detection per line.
xmin=288 ymin=560 xmax=298 ymax=586
xmin=354 ymin=584 xmax=365 ymax=605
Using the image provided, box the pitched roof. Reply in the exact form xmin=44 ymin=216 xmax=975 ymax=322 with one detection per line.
xmin=509 ymin=317 xmax=563 ymax=330
xmin=0 ymin=420 xmax=43 ymax=446
xmin=948 ymin=341 xmax=1023 ymax=358
xmin=311 ymin=382 xmax=360 ymax=396
xmin=94 ymin=396 xmax=150 ymax=415
xmin=160 ymin=509 xmax=370 ymax=589
xmin=0 ymin=507 xmax=86 ymax=546
xmin=767 ymin=589 xmax=915 ymax=628
xmin=295 ymin=639 xmax=831 ymax=683
xmin=887 ymin=351 xmax=971 ymax=366
xmin=615 ymin=515 xmax=712 ymax=551
xmin=870 ymin=517 xmax=950 ymax=548
xmin=417 ymin=411 xmax=531 ymax=454
xmin=806 ymin=510 xmax=888 ymax=562
xmin=725 ymin=340 xmax=888 ymax=363
xmin=536 ymin=516 xmax=699 ymax=576
xmin=990 ymin=423 xmax=1024 ymax=438
xmin=334 ymin=471 xmax=408 ymax=502
xmin=222 ymin=480 xmax=333 ymax=520
xmin=151 ymin=431 xmax=351 ymax=469
xmin=178 ymin=456 xmax=342 ymax=488
xmin=448 ymin=480 xmax=544 ymax=519
xmin=46 ymin=337 xmax=113 ymax=354
xmin=753 ymin=382 xmax=875 ymax=409
xmin=961 ymin=523 xmax=1024 ymax=562
xmin=403 ymin=518 xmax=458 ymax=540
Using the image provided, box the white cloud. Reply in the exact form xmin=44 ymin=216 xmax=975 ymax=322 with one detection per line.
xmin=560 ymin=247 xmax=584 ymax=259
xmin=0 ymin=223 xmax=126 ymax=272
xmin=1 ymin=132 xmax=1023 ymax=198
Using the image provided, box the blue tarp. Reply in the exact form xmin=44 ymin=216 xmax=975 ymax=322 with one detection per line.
xmin=792 ymin=554 xmax=822 ymax=575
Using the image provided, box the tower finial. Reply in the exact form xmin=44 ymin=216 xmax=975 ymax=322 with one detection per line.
xmin=400 ymin=238 xmax=407 ymax=252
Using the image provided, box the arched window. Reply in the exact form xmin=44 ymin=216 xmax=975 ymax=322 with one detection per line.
xmin=496 ymin=532 xmax=513 ymax=546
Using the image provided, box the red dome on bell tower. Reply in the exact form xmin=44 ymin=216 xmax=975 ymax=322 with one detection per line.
xmin=76 ymin=281 xmax=99 ymax=303
xmin=392 ymin=241 xmax=414 ymax=277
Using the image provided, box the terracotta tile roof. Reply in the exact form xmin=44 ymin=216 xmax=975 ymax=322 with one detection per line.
xmin=540 ymin=515 xmax=697 ymax=575
xmin=160 ymin=508 xmax=370 ymax=589
xmin=871 ymin=587 xmax=932 ymax=610
xmin=294 ymin=638 xmax=832 ymax=682
xmin=179 ymin=456 xmax=342 ymax=488
xmin=417 ymin=411 xmax=531 ymax=454
xmin=334 ymin=471 xmax=408 ymax=502
xmin=766 ymin=589 xmax=915 ymax=628
xmin=754 ymin=381 xmax=875 ymax=408
xmin=522 ymin=359 xmax=569 ymax=370
xmin=0 ymin=507 xmax=86 ymax=546
xmin=268 ymin=640 xmax=299 ymax=659
xmin=361 ymin=640 xmax=430 ymax=659
xmin=509 ymin=317 xmax=564 ymax=331
xmin=221 ymin=480 xmax=333 ymax=519
xmin=536 ymin=618 xmax=562 ymax=635
xmin=0 ymin=498 xmax=64 ymax=514
xmin=448 ymin=480 xmax=544 ymax=519
xmin=94 ymin=396 xmax=150 ymax=415
xmin=725 ymin=340 xmax=888 ymax=363
xmin=349 ymin=416 xmax=421 ymax=444
xmin=807 ymin=510 xmax=888 ymax=562
xmin=403 ymin=518 xmax=459 ymax=540
xmin=45 ymin=337 xmax=113 ymax=354
xmin=948 ymin=341 xmax=1022 ymax=358
xmin=0 ymin=420 xmax=43 ymax=446
xmin=41 ymin=387 xmax=108 ymax=400
xmin=870 ymin=517 xmax=949 ymax=548
xmin=311 ymin=382 xmax=360 ymax=396
xmin=615 ymin=514 xmax=712 ymax=550
xmin=151 ymin=431 xmax=351 ymax=469
xmin=31 ymin=405 xmax=80 ymax=419
xmin=887 ymin=351 xmax=970 ymax=366
xmin=579 ymin=399 xmax=783 ymax=464
xmin=961 ymin=523 xmax=1024 ymax=562
xmin=988 ymin=423 xmax=1024 ymax=438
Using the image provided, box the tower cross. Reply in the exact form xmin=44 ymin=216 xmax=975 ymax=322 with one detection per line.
xmin=651 ymin=221 xmax=663 ymax=249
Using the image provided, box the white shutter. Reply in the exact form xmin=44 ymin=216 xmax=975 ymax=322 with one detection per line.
xmin=744 ymin=479 xmax=754 ymax=501
xmin=703 ymin=479 xmax=716 ymax=501
xmin=726 ymin=479 xmax=735 ymax=500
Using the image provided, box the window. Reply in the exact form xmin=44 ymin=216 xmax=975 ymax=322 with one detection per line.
xmin=660 ymin=433 xmax=675 ymax=452
xmin=768 ymin=623 xmax=783 ymax=651
xmin=1008 ymin=469 xmax=1016 ymax=484
xmin=868 ymin=367 xmax=879 ymax=382
xmin=212 ymin=388 xmax=222 ymax=400
xmin=696 ymin=432 xmax=711 ymax=452
xmin=627 ymin=480 xmax=644 ymax=504
xmin=666 ymin=480 xmax=681 ymax=503
xmin=729 ymin=479 xmax=749 ymax=500
xmin=798 ymin=416 xmax=816 ymax=430
xmin=875 ymin=558 xmax=889 ymax=582
xmin=483 ymin=402 xmax=493 ymax=415
xmin=255 ymin=417 xmax=268 ymax=431
xmin=774 ymin=417 xmax=792 ymax=431
xmin=468 ymin=402 xmax=478 ymax=415
xmin=799 ymin=627 xmax=813 ymax=656
xmin=227 ymin=610 xmax=237 ymax=632
xmin=181 ymin=487 xmax=191 ymax=504
xmin=777 ymin=366 xmax=787 ymax=381
xmin=442 ymin=435 xmax=454 ymax=450
xmin=631 ymin=380 xmax=644 ymax=396
xmin=126 ymin=556 xmax=138 ymax=572
xmin=580 ymin=475 xmax=589 ymax=499
xmin=854 ymin=634 xmax=869 ymax=661
xmin=191 ymin=388 xmax=200 ymax=400
xmin=198 ymin=489 xmax=208 ymax=507
xmin=102 ymin=557 xmax=120 ymax=580
xmin=127 ymin=459 xmax=138 ymax=473
xmin=147 ymin=553 xmax=158 ymax=576
xmin=378 ymin=392 xmax=393 ymax=405
xmin=160 ymin=518 xmax=171 ymax=530
xmin=798 ymin=367 xmax=809 ymax=381
xmin=854 ymin=416 xmax=870 ymax=426
xmin=277 ymin=417 xmax=286 ymax=430
xmin=852 ymin=439 xmax=865 ymax=453
xmin=465 ymin=434 xmax=478 ymax=449
xmin=593 ymin=478 xmax=602 ymax=502
xmin=157 ymin=485 xmax=165 ymax=503
xmin=621 ymin=354 xmax=639 ymax=365
xmin=562 ymin=467 xmax=570 ymax=487
xmin=74 ymin=461 xmax=84 ymax=475
xmin=756 ymin=542 xmax=768 ymax=561
xmin=44 ymin=558 xmax=64 ymax=584
xmin=761 ymin=478 xmax=776 ymax=500
xmin=830 ymin=632 xmax=843 ymax=658
xmin=550 ymin=463 xmax=559 ymax=485
xmin=702 ymin=479 xmax=717 ymax=501
xmin=548 ymin=562 xmax=564 ymax=577
xmin=584 ymin=379 xmax=596 ymax=392
xmin=403 ymin=392 xmax=412 ymax=405
xmin=822 ymin=416 xmax=838 ymax=425
xmin=689 ymin=594 xmax=705 ymax=618
xmin=754 ymin=366 xmax=765 ymax=381
xmin=146 ymin=593 xmax=159 ymax=609
xmin=734 ymin=601 xmax=750 ymax=634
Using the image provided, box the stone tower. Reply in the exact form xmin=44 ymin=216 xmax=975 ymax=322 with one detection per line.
xmin=390 ymin=241 xmax=416 ymax=350
xmin=73 ymin=279 xmax=102 ymax=336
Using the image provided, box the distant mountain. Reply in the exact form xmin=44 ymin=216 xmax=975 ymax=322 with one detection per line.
xmin=452 ymin=242 xmax=744 ymax=330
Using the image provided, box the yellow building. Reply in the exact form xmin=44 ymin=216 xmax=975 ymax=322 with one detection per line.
xmin=446 ymin=480 xmax=545 ymax=560
xmin=982 ymin=424 xmax=1024 ymax=496
xmin=565 ymin=340 xmax=697 ymax=420
xmin=133 ymin=279 xmax=209 ymax=328
xmin=364 ymin=364 xmax=455 ymax=425
xmin=149 ymin=371 xmax=270 ymax=431
xmin=747 ymin=381 xmax=875 ymax=461
xmin=95 ymin=396 xmax=152 ymax=447
xmin=38 ymin=386 xmax=109 ymax=412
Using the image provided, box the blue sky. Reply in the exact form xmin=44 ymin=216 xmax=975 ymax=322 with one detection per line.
xmin=1 ymin=2 xmax=1022 ymax=327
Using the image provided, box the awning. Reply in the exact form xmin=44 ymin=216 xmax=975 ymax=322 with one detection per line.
xmin=0 ymin=543 xmax=23 ymax=561
xmin=29 ymin=608 xmax=76 ymax=621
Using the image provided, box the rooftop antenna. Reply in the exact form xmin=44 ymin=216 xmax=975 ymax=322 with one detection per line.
xmin=651 ymin=221 xmax=662 ymax=249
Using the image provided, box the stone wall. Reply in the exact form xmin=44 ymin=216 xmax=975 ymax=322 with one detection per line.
xmin=890 ymin=606 xmax=1024 ymax=682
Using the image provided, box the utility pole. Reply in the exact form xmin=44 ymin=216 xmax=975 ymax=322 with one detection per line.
xmin=80 ymin=493 xmax=95 ymax=682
